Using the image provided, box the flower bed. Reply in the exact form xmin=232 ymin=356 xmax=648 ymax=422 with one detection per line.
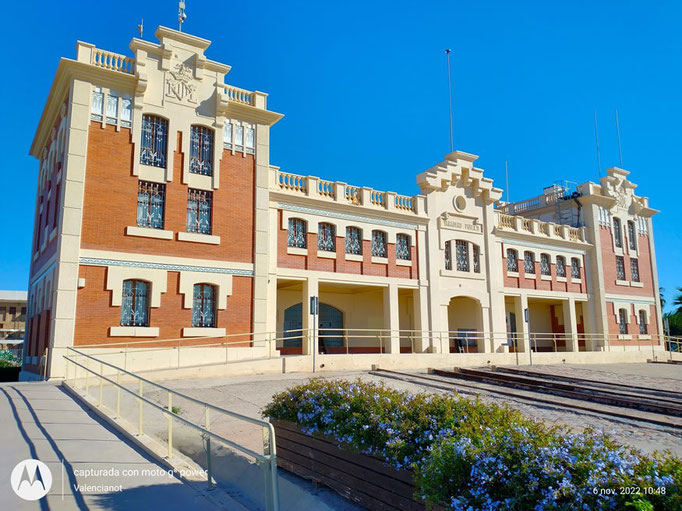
xmin=263 ymin=379 xmax=681 ymax=510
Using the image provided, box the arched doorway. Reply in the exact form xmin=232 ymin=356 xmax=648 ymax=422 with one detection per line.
xmin=282 ymin=303 xmax=344 ymax=354
xmin=447 ymin=296 xmax=483 ymax=353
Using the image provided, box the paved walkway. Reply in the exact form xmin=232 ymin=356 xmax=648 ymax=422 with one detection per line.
xmin=0 ymin=382 xmax=217 ymax=511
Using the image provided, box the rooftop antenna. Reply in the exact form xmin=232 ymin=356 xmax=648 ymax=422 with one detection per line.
xmin=137 ymin=18 xmax=143 ymax=38
xmin=615 ymin=108 xmax=624 ymax=168
xmin=593 ymin=110 xmax=602 ymax=177
xmin=505 ymin=160 xmax=510 ymax=203
xmin=178 ymin=1 xmax=187 ymax=32
xmin=445 ymin=49 xmax=454 ymax=152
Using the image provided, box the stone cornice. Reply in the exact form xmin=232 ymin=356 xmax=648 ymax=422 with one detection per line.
xmin=155 ymin=26 xmax=211 ymax=51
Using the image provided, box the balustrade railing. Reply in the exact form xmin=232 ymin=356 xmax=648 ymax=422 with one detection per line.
xmin=395 ymin=195 xmax=414 ymax=211
xmin=278 ymin=172 xmax=307 ymax=194
xmin=317 ymin=180 xmax=335 ymax=199
xmin=224 ymin=85 xmax=255 ymax=105
xmin=370 ymin=190 xmax=385 ymax=207
xmin=91 ymin=48 xmax=135 ymax=75
xmin=345 ymin=185 xmax=361 ymax=204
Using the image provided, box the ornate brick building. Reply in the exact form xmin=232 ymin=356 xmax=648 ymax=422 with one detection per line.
xmin=22 ymin=27 xmax=663 ymax=379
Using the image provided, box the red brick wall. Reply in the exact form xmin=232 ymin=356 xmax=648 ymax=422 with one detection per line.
xmin=600 ymin=227 xmax=656 ymax=297
xmin=74 ymin=265 xmax=253 ymax=346
xmin=502 ymin=246 xmax=585 ymax=293
xmin=81 ymin=122 xmax=255 ymax=263
xmin=606 ymin=303 xmax=658 ymax=343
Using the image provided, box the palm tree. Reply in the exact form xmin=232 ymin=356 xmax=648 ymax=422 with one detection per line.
xmin=674 ymin=287 xmax=682 ymax=315
xmin=660 ymin=287 xmax=666 ymax=310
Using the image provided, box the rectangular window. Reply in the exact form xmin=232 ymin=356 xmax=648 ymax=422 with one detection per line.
xmin=187 ymin=189 xmax=212 ymax=234
xmin=91 ymin=87 xmax=104 ymax=121
xmin=571 ymin=257 xmax=581 ymax=279
xmin=137 ymin=181 xmax=165 ymax=229
xmin=140 ymin=115 xmax=168 ymax=168
xmin=192 ymin=284 xmax=216 ymax=328
xmin=345 ymin=227 xmax=362 ymax=255
xmin=627 ymin=221 xmax=637 ymax=251
xmin=235 ymin=125 xmax=244 ymax=148
xmin=21 ymin=307 xmax=26 ymax=315
xmin=630 ymin=258 xmax=640 ymax=282
xmin=618 ymin=309 xmax=628 ymax=335
xmin=189 ymin=126 xmax=214 ymax=176
xmin=616 ymin=256 xmax=626 ymax=280
xmin=120 ymin=280 xmax=149 ymax=327
xmin=540 ymin=253 xmax=551 ymax=276
xmin=245 ymin=126 xmax=254 ymax=153
xmin=556 ymin=256 xmax=566 ymax=277
xmin=288 ymin=219 xmax=307 ymax=248
xmin=9 ymin=307 xmax=16 ymax=315
xmin=613 ymin=218 xmax=622 ymax=248
xmin=106 ymin=91 xmax=118 ymax=123
xmin=223 ymin=122 xmax=233 ymax=148
xmin=473 ymin=244 xmax=480 ymax=273
xmin=372 ymin=231 xmax=387 ymax=258
xmin=53 ymin=183 xmax=61 ymax=228
xmin=506 ymin=249 xmax=518 ymax=273
xmin=120 ymin=96 xmax=132 ymax=126
xmin=638 ymin=310 xmax=647 ymax=335
xmin=524 ymin=251 xmax=535 ymax=274
xmin=456 ymin=240 xmax=469 ymax=271
xmin=318 ymin=223 xmax=335 ymax=252
xmin=396 ymin=234 xmax=411 ymax=260
xmin=445 ymin=240 xmax=452 ymax=271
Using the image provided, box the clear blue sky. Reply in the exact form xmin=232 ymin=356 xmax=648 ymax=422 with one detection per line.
xmin=3 ymin=1 xmax=681 ymax=310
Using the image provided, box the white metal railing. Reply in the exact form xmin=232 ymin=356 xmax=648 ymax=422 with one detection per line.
xmin=63 ymin=347 xmax=280 ymax=511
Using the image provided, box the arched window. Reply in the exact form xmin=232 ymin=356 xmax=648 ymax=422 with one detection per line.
xmin=371 ymin=230 xmax=387 ymax=257
xmin=472 ymin=244 xmax=481 ymax=273
xmin=506 ymin=249 xmax=518 ymax=273
xmin=189 ymin=125 xmax=214 ymax=176
xmin=571 ymin=257 xmax=581 ymax=279
xmin=396 ymin=234 xmax=411 ymax=260
xmin=540 ymin=253 xmax=551 ymax=276
xmin=627 ymin=221 xmax=637 ymax=251
xmin=524 ymin=251 xmax=535 ymax=274
xmin=556 ymin=256 xmax=566 ymax=277
xmin=345 ymin=226 xmax=362 ymax=255
xmin=288 ymin=218 xmax=307 ymax=248
xmin=192 ymin=284 xmax=216 ymax=328
xmin=613 ymin=217 xmax=623 ymax=248
xmin=444 ymin=240 xmax=452 ymax=270
xmin=618 ymin=308 xmax=628 ymax=335
xmin=121 ymin=280 xmax=149 ymax=327
xmin=638 ymin=310 xmax=648 ymax=335
xmin=456 ymin=240 xmax=469 ymax=271
xmin=140 ymin=115 xmax=168 ymax=168
xmin=318 ymin=223 xmax=335 ymax=252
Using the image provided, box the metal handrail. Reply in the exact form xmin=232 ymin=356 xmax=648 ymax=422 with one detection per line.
xmin=63 ymin=347 xmax=279 ymax=511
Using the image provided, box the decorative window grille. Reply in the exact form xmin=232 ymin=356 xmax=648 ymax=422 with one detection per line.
xmin=245 ymin=126 xmax=255 ymax=153
xmin=627 ymin=221 xmax=637 ymax=251
xmin=91 ymin=87 xmax=104 ymax=121
xmin=288 ymin=218 xmax=307 ymax=248
xmin=189 ymin=126 xmax=214 ymax=176
xmin=618 ymin=309 xmax=628 ymax=335
xmin=345 ymin=227 xmax=362 ymax=254
xmin=192 ymin=283 xmax=216 ymax=328
xmin=473 ymin=244 xmax=481 ymax=273
xmin=639 ymin=310 xmax=647 ymax=335
xmin=616 ymin=256 xmax=626 ymax=280
xmin=106 ymin=91 xmax=118 ymax=124
xmin=613 ymin=218 xmax=622 ymax=248
xmin=371 ymin=231 xmax=387 ymax=257
xmin=556 ymin=256 xmax=566 ymax=277
xmin=235 ymin=125 xmax=244 ymax=148
xmin=223 ymin=122 xmax=233 ymax=149
xmin=445 ymin=240 xmax=452 ymax=270
xmin=121 ymin=97 xmax=132 ymax=126
xmin=186 ymin=189 xmax=212 ymax=234
xmin=506 ymin=249 xmax=518 ymax=273
xmin=90 ymin=87 xmax=132 ymax=127
xmin=571 ymin=257 xmax=581 ymax=279
xmin=630 ymin=258 xmax=640 ymax=282
xmin=137 ymin=181 xmax=165 ymax=229
xmin=524 ymin=251 xmax=535 ymax=274
xmin=456 ymin=240 xmax=469 ymax=272
xmin=318 ymin=223 xmax=336 ymax=252
xmin=396 ymin=234 xmax=411 ymax=260
xmin=540 ymin=253 xmax=551 ymax=276
xmin=120 ymin=280 xmax=149 ymax=327
xmin=140 ymin=115 xmax=168 ymax=168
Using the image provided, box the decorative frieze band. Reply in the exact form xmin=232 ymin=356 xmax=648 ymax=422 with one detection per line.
xmin=79 ymin=257 xmax=254 ymax=276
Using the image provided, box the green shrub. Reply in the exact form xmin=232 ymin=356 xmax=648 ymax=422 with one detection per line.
xmin=263 ymin=379 xmax=680 ymax=510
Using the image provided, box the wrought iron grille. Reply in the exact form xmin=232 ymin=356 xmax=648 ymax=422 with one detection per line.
xmin=137 ymin=181 xmax=165 ymax=229
xmin=120 ymin=280 xmax=149 ymax=327
xmin=288 ymin=219 xmax=307 ymax=248
xmin=192 ymin=283 xmax=216 ymax=328
xmin=187 ymin=189 xmax=212 ymax=234
xmin=616 ymin=256 xmax=626 ymax=280
xmin=140 ymin=115 xmax=168 ymax=168
xmin=371 ymin=231 xmax=387 ymax=258
xmin=613 ymin=218 xmax=622 ymax=248
xmin=456 ymin=240 xmax=469 ymax=271
xmin=318 ymin=223 xmax=336 ymax=252
xmin=396 ymin=234 xmax=411 ymax=260
xmin=540 ymin=253 xmax=551 ymax=276
xmin=618 ymin=309 xmax=628 ymax=334
xmin=506 ymin=249 xmax=518 ymax=273
xmin=639 ymin=310 xmax=647 ymax=334
xmin=345 ymin=227 xmax=362 ymax=255
xmin=445 ymin=240 xmax=452 ymax=270
xmin=571 ymin=258 xmax=581 ymax=279
xmin=628 ymin=221 xmax=637 ymax=251
xmin=524 ymin=251 xmax=535 ymax=274
xmin=473 ymin=244 xmax=480 ymax=273
xmin=630 ymin=258 xmax=639 ymax=282
xmin=189 ymin=126 xmax=214 ymax=176
xmin=556 ymin=256 xmax=566 ymax=277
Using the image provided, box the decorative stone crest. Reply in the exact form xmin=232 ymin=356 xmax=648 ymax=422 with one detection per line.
xmin=165 ymin=63 xmax=197 ymax=103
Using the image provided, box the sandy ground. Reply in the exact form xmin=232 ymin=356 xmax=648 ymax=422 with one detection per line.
xmin=88 ymin=362 xmax=682 ymax=510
